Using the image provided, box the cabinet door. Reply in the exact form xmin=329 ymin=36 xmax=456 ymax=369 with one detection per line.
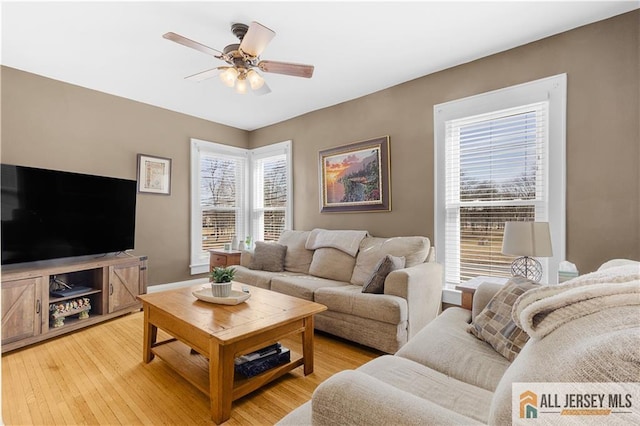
xmin=1 ymin=277 xmax=43 ymax=345
xmin=108 ymin=263 xmax=141 ymax=313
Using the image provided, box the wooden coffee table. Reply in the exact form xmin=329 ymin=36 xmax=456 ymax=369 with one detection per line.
xmin=137 ymin=283 xmax=326 ymax=424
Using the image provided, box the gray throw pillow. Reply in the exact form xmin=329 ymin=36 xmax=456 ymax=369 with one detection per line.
xmin=467 ymin=276 xmax=539 ymax=361
xmin=249 ymin=241 xmax=287 ymax=272
xmin=362 ymin=255 xmax=406 ymax=294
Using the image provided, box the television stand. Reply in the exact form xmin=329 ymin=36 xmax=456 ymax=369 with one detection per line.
xmin=1 ymin=254 xmax=148 ymax=353
xmin=49 ymin=285 xmax=93 ymax=298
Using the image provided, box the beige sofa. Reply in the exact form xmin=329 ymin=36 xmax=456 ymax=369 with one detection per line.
xmin=233 ymin=229 xmax=443 ymax=353
xmin=278 ymin=259 xmax=640 ymax=425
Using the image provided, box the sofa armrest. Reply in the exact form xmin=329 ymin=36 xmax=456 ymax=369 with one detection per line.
xmin=239 ymin=250 xmax=254 ymax=268
xmin=384 ymin=261 xmax=443 ymax=339
xmin=311 ymin=370 xmax=482 ymax=425
xmin=471 ymin=282 xmax=504 ymax=321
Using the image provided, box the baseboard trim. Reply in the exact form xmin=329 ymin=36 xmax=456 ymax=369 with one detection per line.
xmin=147 ymin=277 xmax=208 ymax=293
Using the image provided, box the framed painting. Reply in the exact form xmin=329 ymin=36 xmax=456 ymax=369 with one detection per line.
xmin=137 ymin=154 xmax=172 ymax=195
xmin=319 ymin=136 xmax=390 ymax=213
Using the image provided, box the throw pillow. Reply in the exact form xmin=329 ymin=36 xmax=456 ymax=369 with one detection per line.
xmin=362 ymin=255 xmax=406 ymax=294
xmin=277 ymin=230 xmax=314 ymax=274
xmin=249 ymin=241 xmax=287 ymax=272
xmin=467 ymin=276 xmax=540 ymax=361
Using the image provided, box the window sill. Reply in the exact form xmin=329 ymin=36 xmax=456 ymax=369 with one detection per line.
xmin=190 ymin=263 xmax=209 ymax=275
xmin=442 ymin=287 xmax=462 ymax=306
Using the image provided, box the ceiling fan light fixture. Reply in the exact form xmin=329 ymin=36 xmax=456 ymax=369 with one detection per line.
xmin=235 ymin=77 xmax=248 ymax=94
xmin=219 ymin=67 xmax=238 ymax=87
xmin=247 ymin=69 xmax=265 ymax=90
xmin=164 ymin=21 xmax=314 ymax=96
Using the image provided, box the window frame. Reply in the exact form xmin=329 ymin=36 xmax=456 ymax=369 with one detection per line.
xmin=190 ymin=139 xmax=292 ymax=275
xmin=434 ymin=74 xmax=566 ymax=290
xmin=250 ymin=141 xmax=293 ymax=243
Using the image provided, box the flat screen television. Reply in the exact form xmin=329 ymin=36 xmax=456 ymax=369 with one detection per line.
xmin=1 ymin=164 xmax=137 ymax=265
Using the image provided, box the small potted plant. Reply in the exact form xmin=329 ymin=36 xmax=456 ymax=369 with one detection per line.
xmin=210 ymin=266 xmax=236 ymax=297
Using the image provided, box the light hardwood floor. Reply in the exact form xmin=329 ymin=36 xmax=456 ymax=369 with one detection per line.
xmin=2 ymin=311 xmax=381 ymax=425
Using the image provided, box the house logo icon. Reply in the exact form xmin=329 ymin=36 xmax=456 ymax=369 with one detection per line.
xmin=520 ymin=390 xmax=538 ymax=419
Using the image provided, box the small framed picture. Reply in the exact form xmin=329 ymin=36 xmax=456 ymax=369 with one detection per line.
xmin=137 ymin=154 xmax=172 ymax=195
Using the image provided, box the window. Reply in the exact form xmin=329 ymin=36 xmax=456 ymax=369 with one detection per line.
xmin=435 ymin=75 xmax=566 ymax=287
xmin=199 ymin=150 xmax=246 ymax=253
xmin=190 ymin=139 xmax=291 ymax=274
xmin=251 ymin=143 xmax=292 ymax=243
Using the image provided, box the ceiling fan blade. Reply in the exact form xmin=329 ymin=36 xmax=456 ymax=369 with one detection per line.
xmin=258 ymin=60 xmax=314 ymax=78
xmin=252 ymin=81 xmax=271 ymax=96
xmin=239 ymin=21 xmax=275 ymax=57
xmin=163 ymin=32 xmax=224 ymax=58
xmin=185 ymin=67 xmax=225 ymax=82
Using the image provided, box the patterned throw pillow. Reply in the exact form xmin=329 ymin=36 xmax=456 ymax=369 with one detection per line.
xmin=361 ymin=255 xmax=406 ymax=294
xmin=467 ymin=276 xmax=539 ymax=361
xmin=249 ymin=241 xmax=288 ymax=272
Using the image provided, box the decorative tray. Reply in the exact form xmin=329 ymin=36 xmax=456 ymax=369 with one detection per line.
xmin=192 ymin=288 xmax=251 ymax=305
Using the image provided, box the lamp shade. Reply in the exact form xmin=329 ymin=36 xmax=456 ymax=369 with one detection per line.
xmin=246 ymin=69 xmax=265 ymax=90
xmin=502 ymin=222 xmax=553 ymax=257
xmin=219 ymin=67 xmax=238 ymax=88
xmin=235 ymin=78 xmax=248 ymax=94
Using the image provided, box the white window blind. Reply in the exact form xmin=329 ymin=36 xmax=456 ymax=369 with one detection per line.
xmin=444 ymin=103 xmax=547 ymax=283
xmin=200 ymin=152 xmax=246 ymax=252
xmin=252 ymin=154 xmax=288 ymax=242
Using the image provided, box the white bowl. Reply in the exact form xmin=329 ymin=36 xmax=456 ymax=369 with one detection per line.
xmin=193 ymin=289 xmax=250 ymax=305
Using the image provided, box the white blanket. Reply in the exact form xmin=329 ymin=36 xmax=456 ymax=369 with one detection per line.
xmin=513 ymin=264 xmax=640 ymax=339
xmin=305 ymin=228 xmax=368 ymax=257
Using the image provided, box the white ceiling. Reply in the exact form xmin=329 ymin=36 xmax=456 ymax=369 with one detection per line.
xmin=2 ymin=1 xmax=638 ymax=131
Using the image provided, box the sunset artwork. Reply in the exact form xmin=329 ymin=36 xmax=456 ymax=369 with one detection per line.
xmin=324 ymin=148 xmax=381 ymax=205
xmin=319 ymin=137 xmax=390 ymax=213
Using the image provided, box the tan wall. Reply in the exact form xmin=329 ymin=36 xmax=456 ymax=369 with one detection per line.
xmin=0 ymin=67 xmax=249 ymax=285
xmin=1 ymin=11 xmax=638 ymax=284
xmin=250 ymin=11 xmax=640 ymax=275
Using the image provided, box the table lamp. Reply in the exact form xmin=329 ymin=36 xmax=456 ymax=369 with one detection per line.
xmin=501 ymin=221 xmax=553 ymax=282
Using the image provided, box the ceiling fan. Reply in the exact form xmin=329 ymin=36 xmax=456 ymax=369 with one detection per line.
xmin=163 ymin=21 xmax=314 ymax=95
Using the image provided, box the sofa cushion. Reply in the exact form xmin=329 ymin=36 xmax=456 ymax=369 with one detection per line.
xmin=351 ymin=236 xmax=430 ymax=285
xmin=314 ymin=285 xmax=407 ymax=324
xmin=233 ymin=265 xmax=302 ymax=290
xmin=249 ymin=241 xmax=287 ymax=272
xmin=362 ymin=254 xmax=405 ymax=294
xmin=467 ymin=276 xmax=539 ymax=362
xmin=278 ymin=230 xmax=314 ymax=274
xmin=357 ymin=356 xmax=494 ymax=424
xmin=396 ymin=307 xmax=511 ymax=391
xmin=271 ymin=275 xmax=347 ymax=301
xmin=308 ymin=248 xmax=356 ymax=282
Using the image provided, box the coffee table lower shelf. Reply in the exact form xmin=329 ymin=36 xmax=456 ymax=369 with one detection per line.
xmin=151 ymin=339 xmax=304 ymax=400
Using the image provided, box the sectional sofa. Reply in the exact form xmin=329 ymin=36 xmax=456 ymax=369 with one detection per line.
xmin=278 ymin=259 xmax=640 ymax=425
xmin=233 ymin=229 xmax=443 ymax=353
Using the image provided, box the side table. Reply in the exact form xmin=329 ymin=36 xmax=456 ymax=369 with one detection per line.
xmin=455 ymin=276 xmax=509 ymax=310
xmin=209 ymin=249 xmax=242 ymax=272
